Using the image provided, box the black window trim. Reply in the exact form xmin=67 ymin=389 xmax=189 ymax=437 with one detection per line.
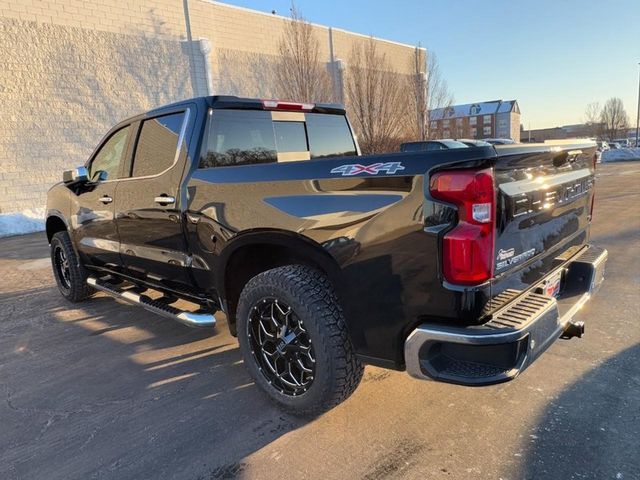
xmin=124 ymin=108 xmax=191 ymax=181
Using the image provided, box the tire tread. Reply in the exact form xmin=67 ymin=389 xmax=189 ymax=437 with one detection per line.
xmin=238 ymin=265 xmax=364 ymax=415
xmin=51 ymin=231 xmax=93 ymax=302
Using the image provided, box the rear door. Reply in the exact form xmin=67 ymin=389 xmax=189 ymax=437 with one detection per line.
xmin=491 ymin=143 xmax=596 ymax=295
xmin=73 ymin=124 xmax=134 ymax=268
xmin=115 ymin=108 xmax=192 ymax=290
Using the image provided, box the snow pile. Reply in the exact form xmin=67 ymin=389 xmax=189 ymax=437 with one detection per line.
xmin=602 ymin=148 xmax=640 ymax=162
xmin=0 ymin=208 xmax=46 ymax=238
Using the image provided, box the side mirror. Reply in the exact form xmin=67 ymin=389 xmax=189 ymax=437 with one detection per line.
xmin=63 ymin=166 xmax=89 ymax=185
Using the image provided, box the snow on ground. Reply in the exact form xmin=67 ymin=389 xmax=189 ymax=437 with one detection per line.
xmin=602 ymin=148 xmax=640 ymax=162
xmin=0 ymin=208 xmax=45 ymax=238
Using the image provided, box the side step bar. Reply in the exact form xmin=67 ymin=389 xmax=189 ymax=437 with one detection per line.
xmin=87 ymin=277 xmax=216 ymax=328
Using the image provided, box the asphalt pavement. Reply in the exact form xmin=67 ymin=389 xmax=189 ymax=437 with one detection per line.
xmin=1 ymin=161 xmax=639 ymax=480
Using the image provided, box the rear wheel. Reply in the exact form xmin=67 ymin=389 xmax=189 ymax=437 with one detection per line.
xmin=236 ymin=265 xmax=364 ymax=416
xmin=50 ymin=231 xmax=94 ymax=302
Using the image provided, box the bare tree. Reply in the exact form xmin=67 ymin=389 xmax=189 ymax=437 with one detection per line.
xmin=345 ymin=37 xmax=409 ymax=153
xmin=274 ymin=4 xmax=333 ymax=102
xmin=583 ymin=102 xmax=602 ymax=138
xmin=217 ymin=49 xmax=280 ymax=98
xmin=426 ymin=51 xmax=454 ymax=139
xmin=600 ymin=97 xmax=629 ymax=141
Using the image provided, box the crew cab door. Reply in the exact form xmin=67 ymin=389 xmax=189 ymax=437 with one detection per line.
xmin=114 ymin=108 xmax=192 ymax=290
xmin=72 ymin=124 xmax=134 ymax=268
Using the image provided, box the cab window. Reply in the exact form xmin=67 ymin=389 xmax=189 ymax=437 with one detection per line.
xmin=88 ymin=126 xmax=131 ymax=182
xmin=131 ymin=112 xmax=186 ymax=177
xmin=199 ymin=110 xmax=277 ymax=168
xmin=198 ymin=109 xmax=356 ymax=169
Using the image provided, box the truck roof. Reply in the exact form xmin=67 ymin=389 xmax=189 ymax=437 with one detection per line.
xmin=147 ymin=95 xmax=346 ymax=117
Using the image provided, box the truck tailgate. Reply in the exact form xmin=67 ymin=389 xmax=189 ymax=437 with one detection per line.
xmin=490 ymin=143 xmax=597 ymax=300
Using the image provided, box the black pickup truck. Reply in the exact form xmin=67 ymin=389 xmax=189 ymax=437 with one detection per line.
xmin=46 ymin=96 xmax=607 ymax=415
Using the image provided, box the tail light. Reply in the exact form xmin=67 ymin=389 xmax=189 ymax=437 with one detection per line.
xmin=429 ymin=167 xmax=496 ymax=285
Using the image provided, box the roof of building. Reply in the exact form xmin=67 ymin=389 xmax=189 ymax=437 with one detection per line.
xmin=430 ymin=100 xmax=519 ymax=120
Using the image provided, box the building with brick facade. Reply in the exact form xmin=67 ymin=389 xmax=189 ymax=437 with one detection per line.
xmin=0 ymin=0 xmax=425 ymax=215
xmin=430 ymin=100 xmax=521 ymax=141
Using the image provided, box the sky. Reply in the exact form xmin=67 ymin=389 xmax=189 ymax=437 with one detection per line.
xmin=221 ymin=0 xmax=639 ymax=130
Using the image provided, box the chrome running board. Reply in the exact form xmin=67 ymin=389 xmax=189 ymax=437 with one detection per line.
xmin=87 ymin=276 xmax=216 ymax=328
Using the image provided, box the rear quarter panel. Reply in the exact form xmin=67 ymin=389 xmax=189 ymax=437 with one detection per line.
xmin=185 ymin=147 xmax=497 ymax=366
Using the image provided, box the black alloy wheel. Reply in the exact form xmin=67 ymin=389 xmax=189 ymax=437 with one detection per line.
xmin=50 ymin=231 xmax=94 ymax=302
xmin=236 ymin=265 xmax=364 ymax=416
xmin=53 ymin=243 xmax=71 ymax=290
xmin=247 ymin=297 xmax=315 ymax=396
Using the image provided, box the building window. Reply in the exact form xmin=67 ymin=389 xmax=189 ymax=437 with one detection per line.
xmin=456 ymin=118 xmax=463 ymax=126
xmin=483 ymin=115 xmax=492 ymax=125
xmin=443 ymin=129 xmax=450 ymax=137
xmin=483 ymin=126 xmax=491 ymax=136
xmin=470 ymin=104 xmax=481 ymax=115
xmin=471 ymin=127 xmax=477 ymax=137
xmin=498 ymin=119 xmax=507 ymax=128
xmin=430 ymin=121 xmax=437 ymax=129
xmin=470 ymin=116 xmax=477 ymax=126
xmin=443 ymin=119 xmax=449 ymax=127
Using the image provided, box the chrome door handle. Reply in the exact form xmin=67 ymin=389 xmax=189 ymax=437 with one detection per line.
xmin=99 ymin=195 xmax=113 ymax=204
xmin=154 ymin=196 xmax=176 ymax=205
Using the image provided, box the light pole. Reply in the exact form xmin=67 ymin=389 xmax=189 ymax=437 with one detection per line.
xmin=636 ymin=62 xmax=639 ymax=148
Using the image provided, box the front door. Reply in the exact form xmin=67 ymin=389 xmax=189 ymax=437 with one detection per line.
xmin=72 ymin=124 xmax=133 ymax=268
xmin=115 ymin=109 xmax=192 ymax=290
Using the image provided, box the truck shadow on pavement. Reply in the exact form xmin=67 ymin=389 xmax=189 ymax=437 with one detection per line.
xmin=519 ymin=343 xmax=640 ymax=480
xmin=0 ymin=281 xmax=309 ymax=480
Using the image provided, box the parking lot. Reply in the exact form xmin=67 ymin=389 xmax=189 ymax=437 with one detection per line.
xmin=1 ymin=161 xmax=639 ymax=480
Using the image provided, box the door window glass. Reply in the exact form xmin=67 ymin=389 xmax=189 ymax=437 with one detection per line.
xmin=131 ymin=112 xmax=186 ymax=177
xmin=88 ymin=126 xmax=131 ymax=182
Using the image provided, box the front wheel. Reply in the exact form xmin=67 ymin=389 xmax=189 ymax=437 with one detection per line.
xmin=50 ymin=231 xmax=94 ymax=302
xmin=236 ymin=265 xmax=364 ymax=416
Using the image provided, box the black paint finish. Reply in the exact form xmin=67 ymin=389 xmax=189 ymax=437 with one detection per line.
xmin=46 ymin=96 xmax=598 ymax=369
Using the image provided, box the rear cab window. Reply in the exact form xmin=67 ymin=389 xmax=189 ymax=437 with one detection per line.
xmin=199 ymin=109 xmax=357 ymax=169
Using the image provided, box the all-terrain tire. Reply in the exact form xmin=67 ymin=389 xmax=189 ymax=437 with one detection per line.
xmin=236 ymin=265 xmax=364 ymax=416
xmin=50 ymin=231 xmax=94 ymax=302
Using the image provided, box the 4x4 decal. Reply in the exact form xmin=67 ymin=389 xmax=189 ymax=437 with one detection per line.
xmin=330 ymin=162 xmax=405 ymax=176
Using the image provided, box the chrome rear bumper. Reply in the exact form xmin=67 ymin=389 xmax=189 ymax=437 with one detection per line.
xmin=404 ymin=245 xmax=607 ymax=386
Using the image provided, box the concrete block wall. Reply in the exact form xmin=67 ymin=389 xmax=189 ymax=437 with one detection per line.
xmin=0 ymin=0 xmax=423 ymax=214
xmin=0 ymin=15 xmax=195 ymax=213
